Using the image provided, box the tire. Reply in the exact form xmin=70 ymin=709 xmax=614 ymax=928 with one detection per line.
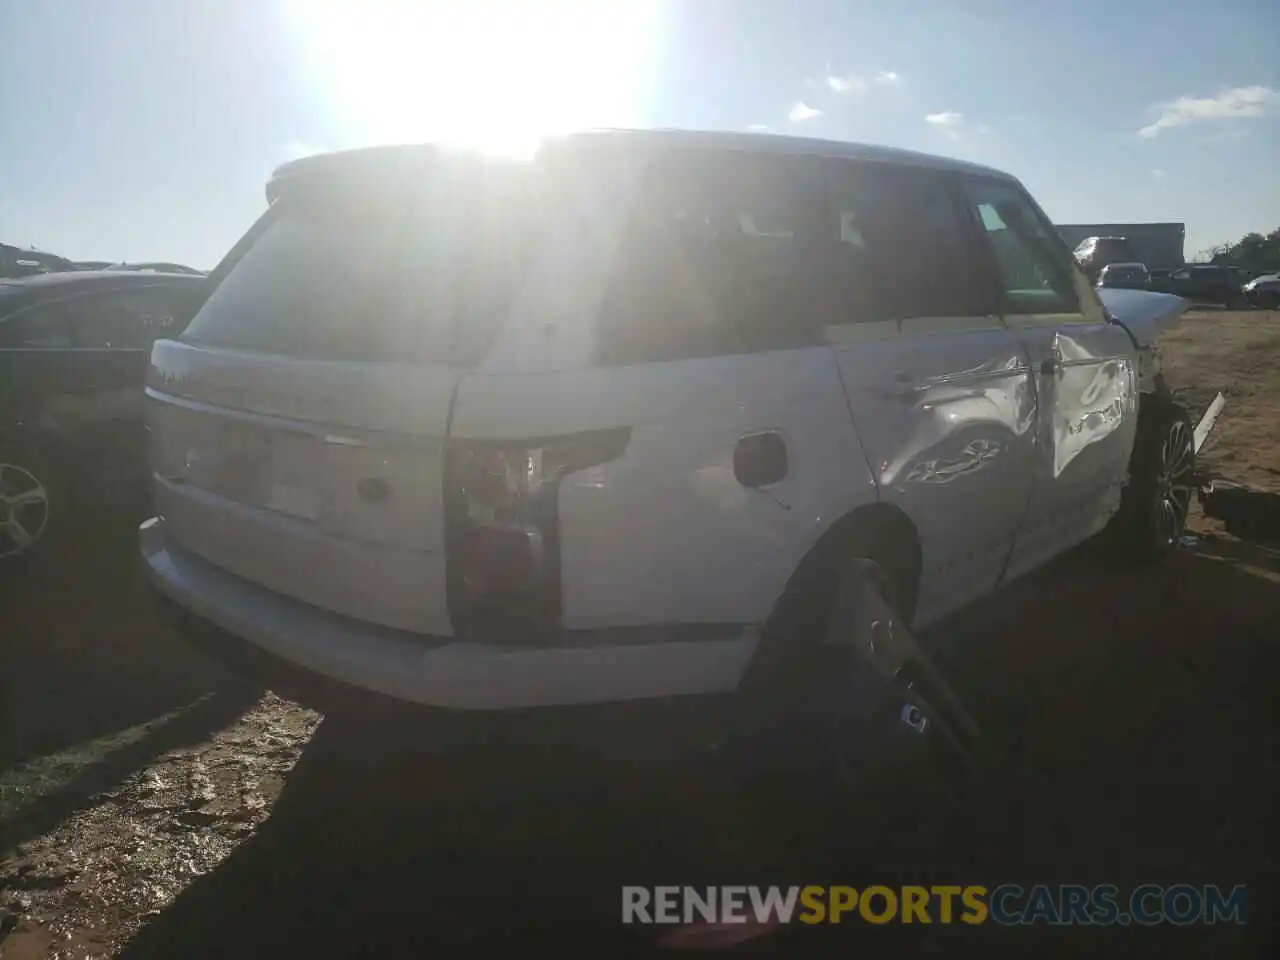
xmin=1111 ymin=399 xmax=1195 ymax=561
xmin=728 ymin=554 xmax=984 ymax=830
xmin=1260 ymin=291 xmax=1280 ymax=311
xmin=0 ymin=450 xmax=64 ymax=563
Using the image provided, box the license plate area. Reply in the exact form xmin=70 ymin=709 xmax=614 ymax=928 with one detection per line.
xmin=215 ymin=425 xmax=320 ymax=520
xmin=267 ymin=432 xmax=322 ymax=520
xmin=215 ymin=424 xmax=271 ymax=504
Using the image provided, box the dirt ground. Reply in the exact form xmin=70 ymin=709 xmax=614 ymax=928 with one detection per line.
xmin=1 ymin=310 xmax=1277 ymax=958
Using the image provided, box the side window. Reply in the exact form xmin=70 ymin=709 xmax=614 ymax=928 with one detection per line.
xmin=825 ymin=162 xmax=994 ymax=323
xmin=63 ymin=294 xmax=132 ymax=349
xmin=116 ymin=288 xmax=202 ymax=343
xmin=594 ymin=151 xmax=826 ymax=364
xmin=62 ymin=289 xmax=183 ymax=349
xmin=0 ymin=303 xmax=72 ymax=348
xmin=962 ymin=177 xmax=1087 ymax=316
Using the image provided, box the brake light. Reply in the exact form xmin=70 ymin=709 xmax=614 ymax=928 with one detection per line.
xmin=444 ymin=427 xmax=630 ymax=642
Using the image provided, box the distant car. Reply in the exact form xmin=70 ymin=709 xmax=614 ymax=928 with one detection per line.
xmin=1240 ymin=273 xmax=1280 ymax=310
xmin=1 ymin=244 xmax=78 ymax=279
xmin=1097 ymin=262 xmax=1149 ymax=290
xmin=1149 ymin=265 xmax=1245 ymax=306
xmin=1 ymin=271 xmax=209 ymax=560
xmin=1072 ymin=236 xmax=1139 ymax=282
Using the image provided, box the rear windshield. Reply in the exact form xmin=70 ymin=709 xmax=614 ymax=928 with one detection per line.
xmin=182 ymin=161 xmax=540 ymax=365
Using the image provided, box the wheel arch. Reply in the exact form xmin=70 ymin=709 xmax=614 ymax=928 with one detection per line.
xmin=742 ymin=502 xmax=923 ymax=690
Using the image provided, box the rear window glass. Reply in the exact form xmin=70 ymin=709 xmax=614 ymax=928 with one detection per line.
xmin=183 ymin=162 xmax=539 ymax=365
xmin=594 ymin=151 xmax=828 ymax=364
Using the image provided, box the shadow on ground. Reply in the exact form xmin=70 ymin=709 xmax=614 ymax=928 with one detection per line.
xmin=0 ymin=687 xmax=259 ymax=854
xmin=115 ymin=542 xmax=1278 ymax=957
xmin=0 ymin=517 xmax=243 ymax=771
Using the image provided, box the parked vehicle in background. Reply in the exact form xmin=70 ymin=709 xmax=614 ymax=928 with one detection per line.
xmin=1149 ymin=265 xmax=1246 ymax=306
xmin=1 ymin=271 xmax=209 ymax=560
xmin=1 ymin=243 xmax=78 ymax=279
xmin=1072 ymin=236 xmax=1139 ymax=282
xmin=1240 ymin=272 xmax=1280 ymax=309
xmin=1057 ymin=222 xmax=1185 ymax=274
xmin=142 ymin=132 xmax=1195 ymax=782
xmin=107 ymin=262 xmax=206 ymax=276
xmin=1097 ymin=262 xmax=1149 ymax=290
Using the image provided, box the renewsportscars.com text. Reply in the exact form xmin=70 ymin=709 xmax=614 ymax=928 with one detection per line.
xmin=621 ymin=884 xmax=1249 ymax=927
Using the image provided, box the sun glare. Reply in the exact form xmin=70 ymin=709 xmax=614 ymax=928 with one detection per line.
xmin=284 ymin=0 xmax=661 ymax=159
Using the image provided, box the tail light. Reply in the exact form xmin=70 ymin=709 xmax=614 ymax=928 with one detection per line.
xmin=444 ymin=427 xmax=630 ymax=643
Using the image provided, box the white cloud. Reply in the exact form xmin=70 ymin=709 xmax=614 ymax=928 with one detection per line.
xmin=747 ymin=123 xmax=773 ymax=133
xmin=788 ymin=101 xmax=822 ymax=122
xmin=1138 ymin=85 xmax=1279 ymax=138
xmin=827 ymin=73 xmax=868 ymax=94
xmin=926 ymin=111 xmax=969 ymax=141
xmin=826 ymin=69 xmax=901 ymax=94
xmin=926 ymin=111 xmax=964 ymax=128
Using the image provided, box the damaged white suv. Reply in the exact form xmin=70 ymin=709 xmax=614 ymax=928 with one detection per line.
xmin=141 ymin=130 xmax=1193 ymax=758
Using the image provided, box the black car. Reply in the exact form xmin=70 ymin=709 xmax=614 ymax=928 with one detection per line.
xmin=1096 ymin=262 xmax=1150 ymax=290
xmin=1149 ymin=265 xmax=1246 ymax=306
xmin=1 ymin=271 xmax=208 ymax=559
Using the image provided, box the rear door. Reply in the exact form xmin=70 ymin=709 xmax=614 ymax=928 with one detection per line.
xmin=0 ymin=298 xmax=80 ymax=447
xmin=821 ymin=161 xmax=1037 ymax=627
xmin=959 ymin=176 xmax=1138 ymax=582
xmin=148 ymin=165 xmax=534 ymax=635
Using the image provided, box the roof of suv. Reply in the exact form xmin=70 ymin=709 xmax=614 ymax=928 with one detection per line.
xmin=269 ymin=128 xmax=1019 ymax=188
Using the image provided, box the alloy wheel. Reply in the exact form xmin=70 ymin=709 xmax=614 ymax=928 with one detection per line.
xmin=1154 ymin=419 xmax=1194 ymax=548
xmin=0 ymin=463 xmax=51 ymax=558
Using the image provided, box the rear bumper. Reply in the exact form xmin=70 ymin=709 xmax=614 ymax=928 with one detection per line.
xmin=141 ymin=516 xmax=758 ymax=715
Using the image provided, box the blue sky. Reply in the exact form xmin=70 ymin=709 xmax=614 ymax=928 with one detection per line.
xmin=2 ymin=0 xmax=1276 ymax=269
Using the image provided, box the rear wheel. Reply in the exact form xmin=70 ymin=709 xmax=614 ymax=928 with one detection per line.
xmin=0 ymin=456 xmax=59 ymax=562
xmin=730 ymin=555 xmax=986 ymax=828
xmin=1112 ymin=399 xmax=1195 ymax=560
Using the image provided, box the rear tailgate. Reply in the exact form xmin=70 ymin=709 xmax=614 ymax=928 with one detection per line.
xmin=144 ymin=152 xmax=539 ymax=636
xmin=148 ymin=341 xmax=461 ymax=635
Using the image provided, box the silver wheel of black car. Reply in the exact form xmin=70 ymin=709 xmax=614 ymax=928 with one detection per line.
xmin=0 ymin=462 xmax=51 ymax=559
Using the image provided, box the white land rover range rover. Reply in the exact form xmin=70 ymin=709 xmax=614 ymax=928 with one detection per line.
xmin=141 ymin=130 xmax=1192 ymax=758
